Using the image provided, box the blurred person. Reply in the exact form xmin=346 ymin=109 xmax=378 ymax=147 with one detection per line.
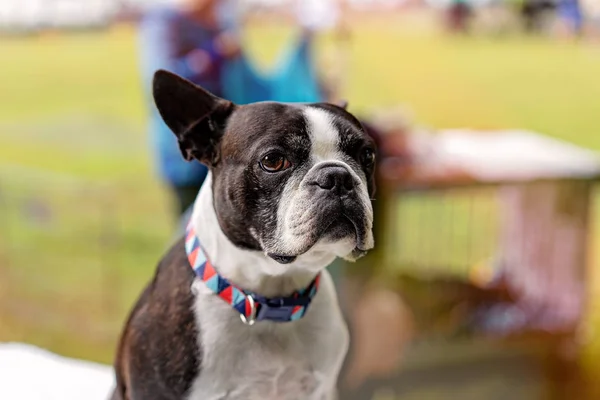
xmin=446 ymin=0 xmax=474 ymax=34
xmin=520 ymin=0 xmax=556 ymax=33
xmin=138 ymin=0 xmax=241 ymax=220
xmin=556 ymin=0 xmax=584 ymax=36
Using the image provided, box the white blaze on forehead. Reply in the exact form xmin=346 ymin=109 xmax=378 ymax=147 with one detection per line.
xmin=303 ymin=107 xmax=341 ymax=161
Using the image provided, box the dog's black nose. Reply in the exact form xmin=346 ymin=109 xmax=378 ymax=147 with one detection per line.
xmin=313 ymin=166 xmax=355 ymax=195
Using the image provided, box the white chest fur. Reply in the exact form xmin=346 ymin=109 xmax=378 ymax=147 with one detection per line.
xmin=186 ymin=271 xmax=348 ymax=400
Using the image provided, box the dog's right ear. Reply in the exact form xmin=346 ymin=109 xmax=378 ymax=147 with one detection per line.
xmin=331 ymin=99 xmax=348 ymax=110
xmin=153 ymin=69 xmax=236 ymax=165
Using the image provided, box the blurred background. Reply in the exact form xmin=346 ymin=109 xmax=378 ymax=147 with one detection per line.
xmin=1 ymin=0 xmax=600 ymax=399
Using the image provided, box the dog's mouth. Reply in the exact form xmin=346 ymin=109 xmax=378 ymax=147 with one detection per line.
xmin=321 ymin=214 xmax=359 ymax=243
xmin=267 ymin=206 xmax=372 ymax=265
xmin=334 ymin=213 xmax=372 ymax=261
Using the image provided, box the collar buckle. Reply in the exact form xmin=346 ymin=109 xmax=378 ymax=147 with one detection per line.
xmin=257 ymin=303 xmax=296 ymax=322
xmin=255 ymin=296 xmax=307 ymax=323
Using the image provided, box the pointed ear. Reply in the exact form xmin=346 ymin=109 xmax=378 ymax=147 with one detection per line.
xmin=153 ymin=69 xmax=235 ymax=165
xmin=331 ymin=99 xmax=348 ymax=110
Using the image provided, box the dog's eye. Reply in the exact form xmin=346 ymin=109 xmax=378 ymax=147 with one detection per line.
xmin=260 ymin=152 xmax=291 ymax=173
xmin=361 ymin=148 xmax=376 ymax=168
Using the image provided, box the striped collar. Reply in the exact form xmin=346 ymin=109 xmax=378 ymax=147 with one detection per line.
xmin=185 ymin=221 xmax=321 ymax=325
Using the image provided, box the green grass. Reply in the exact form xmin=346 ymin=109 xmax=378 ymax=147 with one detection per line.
xmin=1 ymin=17 xmax=600 ymax=369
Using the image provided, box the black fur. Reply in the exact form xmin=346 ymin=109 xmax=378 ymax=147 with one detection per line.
xmin=153 ymin=70 xmax=235 ymax=165
xmin=111 ymin=239 xmax=201 ymax=400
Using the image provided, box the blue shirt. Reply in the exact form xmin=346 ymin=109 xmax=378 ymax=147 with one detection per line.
xmin=138 ymin=5 xmax=237 ymax=187
xmin=558 ymin=0 xmax=583 ymax=29
xmin=139 ymin=3 xmax=323 ymax=187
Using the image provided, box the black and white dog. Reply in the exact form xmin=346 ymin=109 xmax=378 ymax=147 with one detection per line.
xmin=111 ymin=70 xmax=376 ymax=400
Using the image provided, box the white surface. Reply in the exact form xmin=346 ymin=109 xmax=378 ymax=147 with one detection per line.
xmin=0 ymin=343 xmax=114 ymax=400
xmin=429 ymin=129 xmax=600 ymax=182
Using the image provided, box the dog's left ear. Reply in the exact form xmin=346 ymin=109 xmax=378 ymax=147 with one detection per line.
xmin=153 ymin=69 xmax=236 ymax=165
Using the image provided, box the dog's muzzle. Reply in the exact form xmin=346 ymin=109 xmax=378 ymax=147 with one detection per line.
xmin=266 ymin=162 xmax=373 ymax=263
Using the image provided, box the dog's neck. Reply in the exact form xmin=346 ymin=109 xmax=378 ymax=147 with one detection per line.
xmin=191 ymin=174 xmax=337 ymax=298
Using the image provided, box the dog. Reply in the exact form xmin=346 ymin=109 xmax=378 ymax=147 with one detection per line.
xmin=111 ymin=70 xmax=376 ymax=400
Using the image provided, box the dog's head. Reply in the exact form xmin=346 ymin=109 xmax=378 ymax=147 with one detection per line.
xmin=154 ymin=70 xmax=375 ymax=268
